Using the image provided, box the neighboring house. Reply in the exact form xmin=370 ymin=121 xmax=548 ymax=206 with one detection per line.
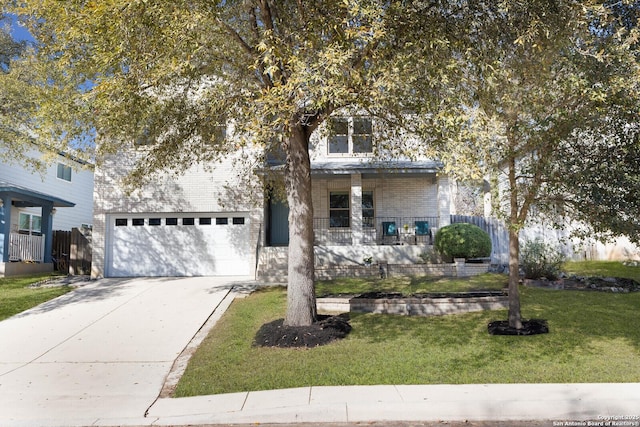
xmin=91 ymin=115 xmax=452 ymax=279
xmin=0 ymin=148 xmax=94 ymax=277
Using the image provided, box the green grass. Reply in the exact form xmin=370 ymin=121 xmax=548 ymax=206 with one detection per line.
xmin=564 ymin=260 xmax=640 ymax=279
xmin=174 ymin=262 xmax=640 ymax=397
xmin=0 ymin=274 xmax=72 ymax=321
xmin=316 ymin=273 xmax=508 ymax=296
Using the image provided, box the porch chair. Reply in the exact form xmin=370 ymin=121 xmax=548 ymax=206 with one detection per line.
xmin=414 ymin=221 xmax=432 ymax=244
xmin=381 ymin=221 xmax=400 ymax=245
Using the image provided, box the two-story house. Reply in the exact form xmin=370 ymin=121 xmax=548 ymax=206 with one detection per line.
xmin=0 ymin=148 xmax=94 ymax=277
xmin=91 ymin=115 xmax=451 ymax=279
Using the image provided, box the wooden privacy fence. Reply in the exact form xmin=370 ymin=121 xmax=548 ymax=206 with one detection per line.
xmin=450 ymin=215 xmax=510 ymax=265
xmin=52 ymin=228 xmax=92 ymax=275
xmin=450 ymin=215 xmax=599 ymax=263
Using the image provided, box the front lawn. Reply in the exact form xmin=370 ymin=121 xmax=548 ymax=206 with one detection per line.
xmin=174 ymin=262 xmax=640 ymax=397
xmin=0 ymin=274 xmax=72 ymax=321
xmin=316 ymin=272 xmax=508 ymax=296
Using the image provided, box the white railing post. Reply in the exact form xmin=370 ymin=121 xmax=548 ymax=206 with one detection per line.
xmin=9 ymin=233 xmax=45 ymax=263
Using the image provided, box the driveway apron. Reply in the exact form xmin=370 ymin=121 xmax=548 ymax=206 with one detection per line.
xmin=0 ymin=276 xmax=249 ymax=427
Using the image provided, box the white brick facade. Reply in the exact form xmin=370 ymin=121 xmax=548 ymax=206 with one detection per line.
xmin=93 ymin=114 xmax=452 ymax=278
xmin=311 ymin=175 xmax=446 ymax=228
xmin=91 ymin=149 xmax=263 ymax=278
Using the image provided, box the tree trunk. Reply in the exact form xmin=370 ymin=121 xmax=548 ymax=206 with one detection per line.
xmin=507 ymin=153 xmax=523 ymax=330
xmin=283 ymin=125 xmax=317 ymax=327
xmin=507 ymin=226 xmax=522 ymax=329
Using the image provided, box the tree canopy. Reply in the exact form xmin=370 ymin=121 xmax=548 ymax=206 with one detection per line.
xmin=0 ymin=13 xmax=94 ymax=169
xmin=4 ymin=1 xmax=639 ymax=330
xmin=5 ymin=0 xmax=470 ymax=326
xmin=6 ymin=1 xmax=464 ymax=172
xmin=432 ymin=0 xmax=640 ymax=329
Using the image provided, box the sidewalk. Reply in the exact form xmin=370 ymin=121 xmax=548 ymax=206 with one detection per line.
xmin=146 ymin=382 xmax=640 ymax=426
xmin=0 ymin=277 xmax=638 ymax=427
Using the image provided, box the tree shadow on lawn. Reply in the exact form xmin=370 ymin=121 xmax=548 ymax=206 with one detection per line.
xmin=251 ymin=285 xmax=640 ymax=380
xmin=339 ymin=286 xmax=640 ymax=356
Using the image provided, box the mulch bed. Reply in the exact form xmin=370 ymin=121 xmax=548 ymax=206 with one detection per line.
xmin=254 ymin=314 xmax=352 ymax=348
xmin=524 ymin=276 xmax=640 ymax=292
xmin=487 ymin=319 xmax=549 ymax=336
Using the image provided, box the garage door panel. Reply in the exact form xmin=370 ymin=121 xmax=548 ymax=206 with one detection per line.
xmin=108 ymin=214 xmax=251 ymax=277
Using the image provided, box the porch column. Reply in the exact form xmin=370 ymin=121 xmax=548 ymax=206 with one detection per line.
xmin=0 ymin=196 xmax=11 ymax=262
xmin=437 ymin=173 xmax=451 ymax=229
xmin=351 ymin=173 xmax=363 ymax=246
xmin=41 ymin=202 xmax=54 ymax=263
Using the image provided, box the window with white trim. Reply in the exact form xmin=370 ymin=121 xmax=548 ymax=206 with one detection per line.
xmin=328 ymin=117 xmax=373 ymax=155
xmin=19 ymin=213 xmax=42 ymax=235
xmin=57 ymin=163 xmax=72 ymax=182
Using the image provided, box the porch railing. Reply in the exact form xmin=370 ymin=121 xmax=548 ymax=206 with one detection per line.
xmin=313 ymin=216 xmax=439 ymax=246
xmin=9 ymin=233 xmax=45 ymax=263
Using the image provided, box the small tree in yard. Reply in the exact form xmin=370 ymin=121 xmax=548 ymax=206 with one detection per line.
xmin=433 ymin=1 xmax=640 ymax=330
xmin=5 ymin=1 xmax=470 ymax=327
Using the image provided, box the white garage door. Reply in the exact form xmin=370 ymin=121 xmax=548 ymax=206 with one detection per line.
xmin=106 ymin=213 xmax=251 ymax=277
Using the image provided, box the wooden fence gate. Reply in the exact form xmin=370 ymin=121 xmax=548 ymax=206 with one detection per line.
xmin=52 ymin=228 xmax=92 ymax=275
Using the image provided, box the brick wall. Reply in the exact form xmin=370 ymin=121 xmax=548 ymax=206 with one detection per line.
xmin=311 ymin=175 xmax=440 ymax=221
xmin=91 ymin=149 xmax=263 ymax=278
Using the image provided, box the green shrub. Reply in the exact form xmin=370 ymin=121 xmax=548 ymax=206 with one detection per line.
xmin=520 ymin=239 xmax=566 ymax=280
xmin=434 ymin=223 xmax=492 ymax=260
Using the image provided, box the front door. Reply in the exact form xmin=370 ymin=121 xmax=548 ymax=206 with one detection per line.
xmin=268 ymin=199 xmax=289 ymax=246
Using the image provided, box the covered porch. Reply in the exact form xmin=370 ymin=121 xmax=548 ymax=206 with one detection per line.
xmin=259 ymin=160 xmax=452 ymax=280
xmin=266 ymin=160 xmax=451 ymax=248
xmin=0 ymin=182 xmax=75 ymax=277
xmin=313 ymin=216 xmax=439 ymax=246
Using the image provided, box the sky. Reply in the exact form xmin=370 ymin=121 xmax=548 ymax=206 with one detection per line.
xmin=5 ymin=14 xmax=35 ymax=42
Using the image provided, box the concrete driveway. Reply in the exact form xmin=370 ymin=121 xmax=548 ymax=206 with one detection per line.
xmin=0 ymin=276 xmax=253 ymax=427
xmin=2 ymin=276 xmax=640 ymax=427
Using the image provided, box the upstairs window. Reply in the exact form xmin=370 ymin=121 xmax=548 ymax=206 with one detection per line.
xmin=328 ymin=117 xmax=373 ymax=155
xmin=352 ymin=118 xmax=373 ymax=153
xmin=328 ymin=118 xmax=349 ymax=154
xmin=57 ymin=163 xmax=72 ymax=182
xmin=212 ymin=121 xmax=227 ymax=144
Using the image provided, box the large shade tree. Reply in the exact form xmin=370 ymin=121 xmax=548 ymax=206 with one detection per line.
xmin=0 ymin=13 xmax=93 ymax=169
xmin=549 ymin=1 xmax=640 ymax=244
xmin=0 ymin=15 xmax=31 ymax=165
xmin=5 ymin=1 xmax=469 ymax=326
xmin=434 ymin=0 xmax=640 ymax=329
